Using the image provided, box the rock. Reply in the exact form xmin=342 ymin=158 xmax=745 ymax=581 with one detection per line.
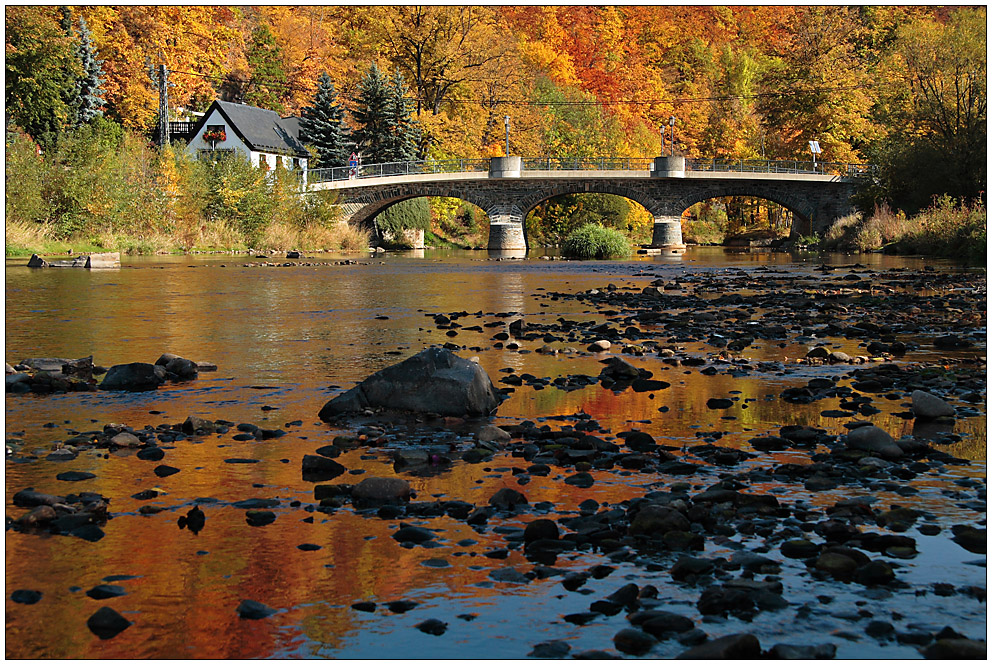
xmin=154 ymin=465 xmax=180 ymax=478
xmin=11 ymin=589 xmax=43 ymax=604
xmin=478 ymin=424 xmax=511 ymax=444
xmin=100 ymin=363 xmax=166 ymax=391
xmin=951 ymin=525 xmax=986 ymax=554
xmin=805 ymin=346 xmax=830 ymax=359
xmin=245 ymin=510 xmax=276 ymax=527
xmin=302 ymin=454 xmax=346 ymax=482
xmin=236 ymin=599 xmax=276 ymax=619
xmin=182 ymin=416 xmax=215 ymax=434
xmin=588 ymin=340 xmax=611 ymax=352
xmin=351 ymin=601 xmax=376 ymax=612
xmin=829 ymin=351 xmax=853 ymax=363
xmin=86 ymin=606 xmax=132 ymax=639
xmin=529 ymin=641 xmax=571 ymax=658
xmin=911 ymin=390 xmax=955 ymax=419
xmin=352 ymin=477 xmax=411 ymax=506
xmin=489 ymin=567 xmax=530 ymax=584
xmin=854 ymin=561 xmax=895 ymax=586
xmin=846 ymin=426 xmax=904 ymax=459
xmin=19 ymin=357 xmax=74 ymax=372
xmin=319 ymin=347 xmax=499 ymax=419
xmin=766 ymin=643 xmax=837 ymax=659
xmin=61 ymin=356 xmax=94 ymax=381
xmin=12 ymin=489 xmax=64 ymax=507
xmin=54 ymin=470 xmax=95 ymax=482
xmin=922 ymin=639 xmax=987 ymax=659
xmin=489 ymin=487 xmax=527 ymax=510
xmin=706 ymin=398 xmax=734 ymax=409
xmin=136 ymin=447 xmax=165 ymax=461
xmin=676 ymin=633 xmax=761 ymax=659
xmin=524 ymin=518 xmax=559 ymax=543
xmin=600 ymin=356 xmax=641 ymax=380
xmin=386 ymin=600 xmax=418 ymax=613
xmin=392 ymin=526 xmax=435 ymax=544
xmin=86 ymin=584 xmax=127 ymax=600
xmin=629 ymin=505 xmax=690 ymax=537
xmin=815 ymin=552 xmax=859 ymax=579
xmin=110 ymin=432 xmax=141 ymax=448
xmin=613 ymin=628 xmax=657 ymax=655
xmin=638 ymin=612 xmax=695 ymax=636
xmin=165 ymin=356 xmax=198 ymax=380
xmin=415 ymin=618 xmax=448 ymax=635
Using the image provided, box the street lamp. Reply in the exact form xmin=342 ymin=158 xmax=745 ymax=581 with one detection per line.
xmin=668 ymin=116 xmax=677 ymax=156
xmin=504 ymin=115 xmax=511 ymax=157
xmin=808 ymin=140 xmax=821 ymax=170
xmin=659 ymin=125 xmax=666 ymax=154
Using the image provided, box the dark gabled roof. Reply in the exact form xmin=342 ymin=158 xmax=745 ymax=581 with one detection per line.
xmin=191 ymin=100 xmax=309 ymax=158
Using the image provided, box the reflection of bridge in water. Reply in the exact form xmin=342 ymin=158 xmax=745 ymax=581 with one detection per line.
xmin=309 ymin=156 xmax=872 ymax=251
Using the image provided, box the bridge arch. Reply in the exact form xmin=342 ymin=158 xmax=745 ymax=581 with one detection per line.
xmin=670 ymin=187 xmax=814 ymax=239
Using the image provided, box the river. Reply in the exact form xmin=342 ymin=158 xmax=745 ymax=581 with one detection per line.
xmin=4 ymin=247 xmax=986 ymax=658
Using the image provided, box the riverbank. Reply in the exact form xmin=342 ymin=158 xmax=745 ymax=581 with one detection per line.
xmin=5 ymin=251 xmax=985 ymax=658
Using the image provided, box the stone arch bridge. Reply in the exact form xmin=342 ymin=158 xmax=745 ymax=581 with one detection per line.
xmin=308 ymin=156 xmax=869 ymax=251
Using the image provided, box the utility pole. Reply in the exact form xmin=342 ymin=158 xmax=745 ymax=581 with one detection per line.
xmin=158 ymin=63 xmax=170 ymax=146
xmin=504 ymin=115 xmax=511 ymax=157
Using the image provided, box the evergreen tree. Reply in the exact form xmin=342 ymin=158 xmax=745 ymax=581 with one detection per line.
xmin=72 ymin=16 xmax=105 ymax=126
xmin=351 ymin=62 xmax=395 ymax=163
xmin=244 ymin=24 xmax=287 ymax=113
xmin=299 ymin=72 xmax=351 ymax=168
xmin=383 ymin=69 xmax=422 ymax=162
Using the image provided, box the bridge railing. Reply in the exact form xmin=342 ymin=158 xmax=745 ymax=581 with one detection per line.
xmin=522 ymin=157 xmax=655 ymax=171
xmin=307 ymin=156 xmax=877 ymax=184
xmin=684 ymin=158 xmax=876 ymax=178
xmin=308 ymin=158 xmax=489 ymax=184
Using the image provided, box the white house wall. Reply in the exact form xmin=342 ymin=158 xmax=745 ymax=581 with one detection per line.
xmin=185 ymin=108 xmax=252 ymax=162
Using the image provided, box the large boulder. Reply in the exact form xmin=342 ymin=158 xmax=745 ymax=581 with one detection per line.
xmin=319 ymin=348 xmax=499 ymax=419
xmin=911 ymin=390 xmax=955 ymax=419
xmin=99 ymin=363 xmax=167 ymax=392
xmin=846 ymin=425 xmax=904 ymax=460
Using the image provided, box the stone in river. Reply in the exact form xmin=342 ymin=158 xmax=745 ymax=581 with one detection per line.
xmin=529 ymin=641 xmax=571 ymax=658
xmin=587 ymin=340 xmax=611 ymax=352
xmin=86 ymin=606 xmax=132 ymax=639
xmin=676 ymin=633 xmax=761 ymax=659
xmin=245 ymin=510 xmax=276 ymax=527
xmin=351 ymin=601 xmax=376 ymax=612
xmin=136 ymin=447 xmax=165 ymax=461
xmin=488 ymin=487 xmax=527 ymax=510
xmin=386 ymin=600 xmax=418 ymax=613
xmin=706 ymin=397 xmax=734 ymax=409
xmin=846 ymin=426 xmax=904 ymax=459
xmin=351 ymin=477 xmax=411 ymax=507
xmin=236 ymin=599 xmax=275 ymax=619
xmin=766 ymin=643 xmax=837 ymax=659
xmin=154 ymin=465 xmax=180 ymax=478
xmin=911 ymin=390 xmax=956 ymax=419
xmin=524 ymin=518 xmax=559 ymax=543
xmin=110 ymin=432 xmax=141 ymax=447
xmin=69 ymin=525 xmax=105 ymax=542
xmin=11 ymin=589 xmax=43 ymax=604
xmin=319 ymin=347 xmax=499 ymax=419
xmin=86 ymin=584 xmax=127 ymax=600
xmin=12 ymin=489 xmax=65 ymax=507
xmin=922 ymin=639 xmax=988 ymax=659
xmin=392 ymin=526 xmax=435 ymax=544
xmin=99 ymin=362 xmax=166 ymax=391
xmin=301 ymin=454 xmax=345 ymax=482
xmin=178 ymin=506 xmax=205 ymax=534
xmin=950 ymin=525 xmax=986 ymax=554
xmin=613 ymin=628 xmax=657 ymax=655
xmin=415 ymin=618 xmax=448 ymax=635
xmin=478 ymin=424 xmax=511 ymax=443
xmin=56 ymin=471 xmax=96 ymax=482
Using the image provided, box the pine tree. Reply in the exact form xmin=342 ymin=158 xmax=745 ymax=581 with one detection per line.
xmin=384 ymin=69 xmax=422 ymax=162
xmin=351 ymin=62 xmax=395 ymax=163
xmin=299 ymin=72 xmax=352 ymax=168
xmin=73 ymin=16 xmax=105 ymax=126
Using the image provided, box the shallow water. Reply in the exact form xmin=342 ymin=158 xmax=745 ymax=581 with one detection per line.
xmin=5 ymin=247 xmax=986 ymax=658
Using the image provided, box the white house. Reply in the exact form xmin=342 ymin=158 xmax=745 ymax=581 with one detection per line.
xmin=186 ymin=100 xmax=310 ymax=183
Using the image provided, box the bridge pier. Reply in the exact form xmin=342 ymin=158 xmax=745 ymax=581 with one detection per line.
xmin=650 ymin=215 xmax=686 ymax=253
xmin=487 ymin=222 xmax=527 ymax=251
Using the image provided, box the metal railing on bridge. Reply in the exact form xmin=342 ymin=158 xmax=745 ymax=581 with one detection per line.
xmin=684 ymin=158 xmax=875 ymax=178
xmin=308 ymin=158 xmax=489 ymax=184
xmin=307 ymin=156 xmax=875 ymax=184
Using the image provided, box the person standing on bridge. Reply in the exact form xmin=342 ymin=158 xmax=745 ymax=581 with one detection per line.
xmin=349 ymin=152 xmax=359 ymax=179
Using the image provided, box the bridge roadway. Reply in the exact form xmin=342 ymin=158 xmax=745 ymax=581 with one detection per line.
xmin=308 ymin=156 xmax=866 ymax=251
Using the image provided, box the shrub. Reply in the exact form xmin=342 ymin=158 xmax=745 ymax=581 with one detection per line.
xmin=376 ymin=197 xmax=430 ymax=237
xmin=561 ymin=223 xmax=632 ymax=259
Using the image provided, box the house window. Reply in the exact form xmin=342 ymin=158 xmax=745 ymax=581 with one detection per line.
xmin=258 ymin=154 xmax=268 ymax=170
xmin=275 ymin=156 xmax=283 ymax=169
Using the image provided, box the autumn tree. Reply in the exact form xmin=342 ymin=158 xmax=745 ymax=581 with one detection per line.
xmin=299 ymin=72 xmax=351 ymax=167
xmin=5 ymin=6 xmax=78 ymax=147
xmin=867 ymin=7 xmax=986 ymax=212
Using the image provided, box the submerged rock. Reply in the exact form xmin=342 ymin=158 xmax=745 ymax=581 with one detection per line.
xmin=319 ymin=347 xmax=499 ymax=419
xmin=100 ymin=363 xmax=166 ymax=392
